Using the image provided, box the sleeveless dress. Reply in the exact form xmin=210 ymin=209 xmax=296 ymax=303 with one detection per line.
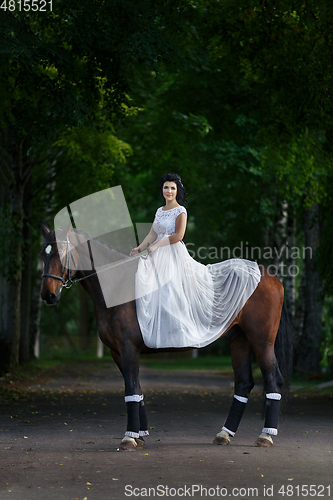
xmin=135 ymin=206 xmax=261 ymax=349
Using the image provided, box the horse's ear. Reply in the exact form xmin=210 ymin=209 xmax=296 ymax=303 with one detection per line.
xmin=39 ymin=221 xmax=50 ymax=238
xmin=56 ymin=221 xmax=73 ymax=241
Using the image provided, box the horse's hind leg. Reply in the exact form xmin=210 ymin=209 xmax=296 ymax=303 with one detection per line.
xmin=213 ymin=328 xmax=254 ymax=445
xmin=253 ymin=344 xmax=283 ymax=447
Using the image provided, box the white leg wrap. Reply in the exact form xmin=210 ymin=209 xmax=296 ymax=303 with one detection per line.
xmin=266 ymin=393 xmax=281 ymax=400
xmin=124 ymin=394 xmax=144 ymax=403
xmin=262 ymin=427 xmax=278 ymax=436
xmin=234 ymin=395 xmax=248 ymax=403
xmin=125 ymin=431 xmax=140 ymax=438
xmin=222 ymin=426 xmax=235 ymax=437
xmin=139 ymin=430 xmax=149 ymax=436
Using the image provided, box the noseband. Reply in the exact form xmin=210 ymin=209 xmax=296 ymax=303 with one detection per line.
xmin=42 ymin=239 xmax=78 ymax=289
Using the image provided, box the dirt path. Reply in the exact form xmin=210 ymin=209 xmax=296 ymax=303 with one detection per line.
xmin=0 ymin=360 xmax=332 ymax=499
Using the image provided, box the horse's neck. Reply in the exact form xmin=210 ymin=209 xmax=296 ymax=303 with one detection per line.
xmin=76 ymin=234 xmax=126 ymax=271
xmin=78 ymin=273 xmax=105 ymax=309
xmin=75 ymin=236 xmax=126 ymax=310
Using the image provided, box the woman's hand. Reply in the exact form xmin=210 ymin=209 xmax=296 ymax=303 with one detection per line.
xmin=147 ymin=243 xmax=156 ymax=255
xmin=130 ymin=246 xmax=141 ymax=256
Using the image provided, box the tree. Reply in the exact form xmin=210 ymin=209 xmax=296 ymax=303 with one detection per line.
xmin=0 ymin=0 xmax=188 ymax=373
xmin=116 ymin=0 xmax=333 ymax=371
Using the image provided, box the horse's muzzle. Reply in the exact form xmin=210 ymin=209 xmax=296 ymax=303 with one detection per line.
xmin=41 ymin=290 xmax=60 ymax=305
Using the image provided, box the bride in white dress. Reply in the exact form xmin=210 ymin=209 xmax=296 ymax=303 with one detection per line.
xmin=131 ymin=173 xmax=261 ymax=349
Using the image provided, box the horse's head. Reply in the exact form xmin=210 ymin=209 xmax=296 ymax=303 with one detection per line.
xmin=39 ymin=221 xmax=81 ymax=305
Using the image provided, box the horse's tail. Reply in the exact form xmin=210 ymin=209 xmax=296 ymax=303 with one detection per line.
xmin=274 ymin=300 xmax=293 ymax=412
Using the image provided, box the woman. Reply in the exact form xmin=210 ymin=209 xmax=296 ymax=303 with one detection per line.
xmin=131 ymin=173 xmax=261 ymax=349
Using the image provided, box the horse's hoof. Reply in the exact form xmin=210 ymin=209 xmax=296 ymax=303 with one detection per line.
xmin=212 ymin=430 xmax=230 ymax=445
xmin=254 ymin=433 xmax=273 ymax=447
xmin=117 ymin=436 xmax=138 ymax=451
xmin=135 ymin=437 xmax=145 ymax=449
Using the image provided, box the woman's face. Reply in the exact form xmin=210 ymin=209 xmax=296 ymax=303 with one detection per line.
xmin=163 ymin=181 xmax=178 ymax=203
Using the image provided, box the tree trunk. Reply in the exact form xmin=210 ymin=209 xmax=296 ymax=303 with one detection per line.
xmin=0 ymin=276 xmax=11 ymax=374
xmin=29 ymin=255 xmax=43 ymax=360
xmin=20 ymin=176 xmax=33 ymax=363
xmin=270 ymin=200 xmax=288 ymax=281
xmin=7 ymin=182 xmax=24 ymax=369
xmin=0 ymin=129 xmax=31 ymax=372
xmin=293 ymin=267 xmax=306 ymax=353
xmin=295 ymin=203 xmax=323 ymax=373
xmin=0 ymin=184 xmax=11 ymax=374
xmin=284 ymin=206 xmax=296 ymax=321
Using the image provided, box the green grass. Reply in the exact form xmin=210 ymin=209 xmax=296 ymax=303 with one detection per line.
xmin=140 ymin=355 xmax=233 ymax=371
xmin=290 ymin=372 xmax=333 ymax=394
xmin=1 ymin=359 xmax=61 ymax=381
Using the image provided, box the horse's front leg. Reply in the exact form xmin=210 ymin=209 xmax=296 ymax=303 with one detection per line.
xmin=111 ymin=348 xmax=148 ymax=451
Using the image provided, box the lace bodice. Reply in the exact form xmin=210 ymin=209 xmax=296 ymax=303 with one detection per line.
xmin=153 ymin=206 xmax=187 ymax=241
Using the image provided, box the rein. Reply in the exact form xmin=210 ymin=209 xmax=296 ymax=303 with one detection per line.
xmin=42 ymin=238 xmax=147 ymax=290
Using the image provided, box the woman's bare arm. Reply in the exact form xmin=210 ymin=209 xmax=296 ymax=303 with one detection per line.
xmin=130 ymin=222 xmax=157 ymax=255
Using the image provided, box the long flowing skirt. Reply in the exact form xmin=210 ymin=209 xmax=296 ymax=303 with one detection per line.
xmin=135 ymin=241 xmax=261 ymax=349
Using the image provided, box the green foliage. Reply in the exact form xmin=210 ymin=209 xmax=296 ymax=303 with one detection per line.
xmin=118 ymin=0 xmax=333 ymax=255
xmin=52 ymin=119 xmax=132 ymax=210
xmin=260 ymin=134 xmax=331 ymax=206
xmin=0 ymin=0 xmax=189 ymax=132
xmin=2 ymin=0 xmax=333 ymax=370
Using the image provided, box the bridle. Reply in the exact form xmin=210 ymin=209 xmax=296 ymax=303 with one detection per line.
xmin=42 ymin=238 xmax=78 ymax=289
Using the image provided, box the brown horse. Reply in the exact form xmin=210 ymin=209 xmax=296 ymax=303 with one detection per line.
xmin=39 ymin=221 xmax=292 ymax=451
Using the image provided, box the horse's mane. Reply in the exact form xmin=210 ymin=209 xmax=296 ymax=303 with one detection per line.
xmin=46 ymin=227 xmax=130 ymax=268
xmin=72 ymin=228 xmax=128 ymax=260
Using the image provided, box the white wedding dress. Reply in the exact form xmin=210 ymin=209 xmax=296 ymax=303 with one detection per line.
xmin=135 ymin=206 xmax=261 ymax=349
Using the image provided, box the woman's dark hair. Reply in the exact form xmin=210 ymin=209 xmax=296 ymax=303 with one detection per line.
xmin=159 ymin=173 xmax=188 ymax=205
